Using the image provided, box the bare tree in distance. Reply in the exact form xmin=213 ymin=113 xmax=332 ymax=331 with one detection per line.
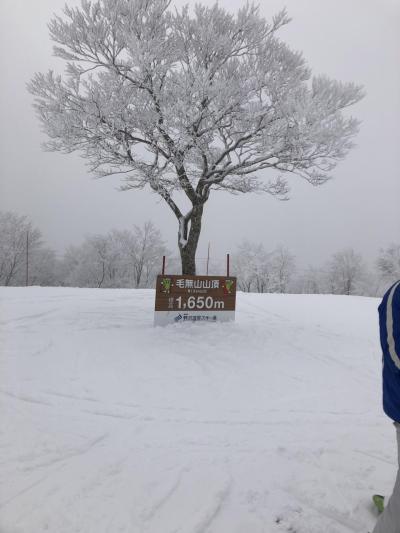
xmin=294 ymin=266 xmax=326 ymax=295
xmin=233 ymin=241 xmax=268 ymax=292
xmin=377 ymin=244 xmax=400 ymax=286
xmin=29 ymin=0 xmax=364 ymax=275
xmin=64 ymin=233 xmax=129 ymax=288
xmin=130 ymin=222 xmax=166 ymax=287
xmin=61 ymin=222 xmax=166 ymax=288
xmin=327 ymin=248 xmax=366 ymax=296
xmin=0 ymin=212 xmax=42 ymax=286
xmin=233 ymin=241 xmax=295 ymax=293
xmin=28 ymin=248 xmax=58 ymax=286
xmin=271 ymin=245 xmax=296 ymax=293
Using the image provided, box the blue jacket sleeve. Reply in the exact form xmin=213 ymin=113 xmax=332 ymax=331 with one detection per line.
xmin=380 ymin=281 xmax=400 ymax=371
xmin=392 ymin=282 xmax=400 ymax=364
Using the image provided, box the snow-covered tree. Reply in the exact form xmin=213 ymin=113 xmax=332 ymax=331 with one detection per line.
xmin=0 ymin=211 xmax=44 ymax=286
xmin=29 ymin=0 xmax=364 ymax=275
xmin=271 ymin=245 xmax=296 ymax=293
xmin=63 ymin=233 xmax=124 ymax=288
xmin=126 ymin=221 xmax=166 ymax=287
xmin=58 ymin=244 xmax=81 ymax=286
xmin=233 ymin=241 xmax=266 ymax=292
xmin=377 ymin=244 xmax=400 ymax=285
xmin=293 ymin=266 xmax=325 ymax=295
xmin=61 ymin=223 xmax=166 ymax=288
xmin=233 ymin=241 xmax=295 ymax=293
xmin=327 ymin=248 xmax=366 ymax=296
xmin=64 ymin=238 xmax=101 ymax=288
xmin=28 ymin=248 xmax=59 ymax=286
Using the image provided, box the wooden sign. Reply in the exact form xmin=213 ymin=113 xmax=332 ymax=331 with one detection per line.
xmin=154 ymin=275 xmax=237 ymax=326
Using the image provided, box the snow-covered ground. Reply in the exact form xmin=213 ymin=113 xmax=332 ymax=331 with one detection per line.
xmin=0 ymin=287 xmax=395 ymax=532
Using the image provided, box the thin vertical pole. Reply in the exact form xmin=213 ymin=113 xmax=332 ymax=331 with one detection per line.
xmin=26 ymin=230 xmax=29 ymax=287
xmin=162 ymin=255 xmax=166 ymax=275
xmin=206 ymin=242 xmax=210 ymax=276
xmin=227 ymin=253 xmax=230 ymax=277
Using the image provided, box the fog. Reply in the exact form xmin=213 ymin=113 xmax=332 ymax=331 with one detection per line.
xmin=0 ymin=0 xmax=399 ymax=269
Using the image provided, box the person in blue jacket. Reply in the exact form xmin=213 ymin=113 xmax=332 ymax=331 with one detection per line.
xmin=373 ymin=280 xmax=400 ymax=533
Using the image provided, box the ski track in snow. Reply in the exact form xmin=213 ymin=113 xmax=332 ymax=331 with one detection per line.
xmin=284 ymin=486 xmax=364 ymax=532
xmin=140 ymin=468 xmax=187 ymax=523
xmin=192 ymin=478 xmax=233 ymax=533
xmin=0 ymin=287 xmax=390 ymax=533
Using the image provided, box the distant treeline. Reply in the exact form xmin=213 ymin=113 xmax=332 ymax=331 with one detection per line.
xmin=0 ymin=211 xmax=399 ymax=296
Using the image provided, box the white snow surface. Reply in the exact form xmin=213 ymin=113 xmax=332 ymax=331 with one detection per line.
xmin=0 ymin=287 xmax=395 ymax=533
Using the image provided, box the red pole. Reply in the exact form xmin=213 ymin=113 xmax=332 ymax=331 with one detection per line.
xmin=162 ymin=256 xmax=166 ymax=275
xmin=227 ymin=254 xmax=230 ymax=277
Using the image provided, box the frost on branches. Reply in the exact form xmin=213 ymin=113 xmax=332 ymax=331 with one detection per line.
xmin=29 ymin=0 xmax=364 ymax=274
xmin=377 ymin=244 xmax=400 ymax=285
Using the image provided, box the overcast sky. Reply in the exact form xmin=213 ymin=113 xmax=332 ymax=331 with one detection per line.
xmin=0 ymin=0 xmax=399 ymax=271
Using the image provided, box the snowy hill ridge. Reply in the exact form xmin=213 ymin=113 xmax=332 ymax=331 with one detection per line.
xmin=0 ymin=287 xmax=393 ymax=533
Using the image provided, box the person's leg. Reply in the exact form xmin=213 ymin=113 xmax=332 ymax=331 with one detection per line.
xmin=373 ymin=422 xmax=400 ymax=533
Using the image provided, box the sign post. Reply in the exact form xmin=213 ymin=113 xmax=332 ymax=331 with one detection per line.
xmin=154 ymin=274 xmax=237 ymax=326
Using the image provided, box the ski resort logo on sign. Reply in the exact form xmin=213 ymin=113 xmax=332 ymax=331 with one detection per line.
xmin=154 ymin=275 xmax=237 ymax=326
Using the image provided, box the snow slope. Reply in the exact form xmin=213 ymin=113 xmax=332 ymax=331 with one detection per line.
xmin=0 ymin=287 xmax=395 ymax=533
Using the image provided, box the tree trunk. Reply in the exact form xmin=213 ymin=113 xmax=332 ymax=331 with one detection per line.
xmin=179 ymin=205 xmax=204 ymax=275
xmin=97 ymin=262 xmax=105 ymax=288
